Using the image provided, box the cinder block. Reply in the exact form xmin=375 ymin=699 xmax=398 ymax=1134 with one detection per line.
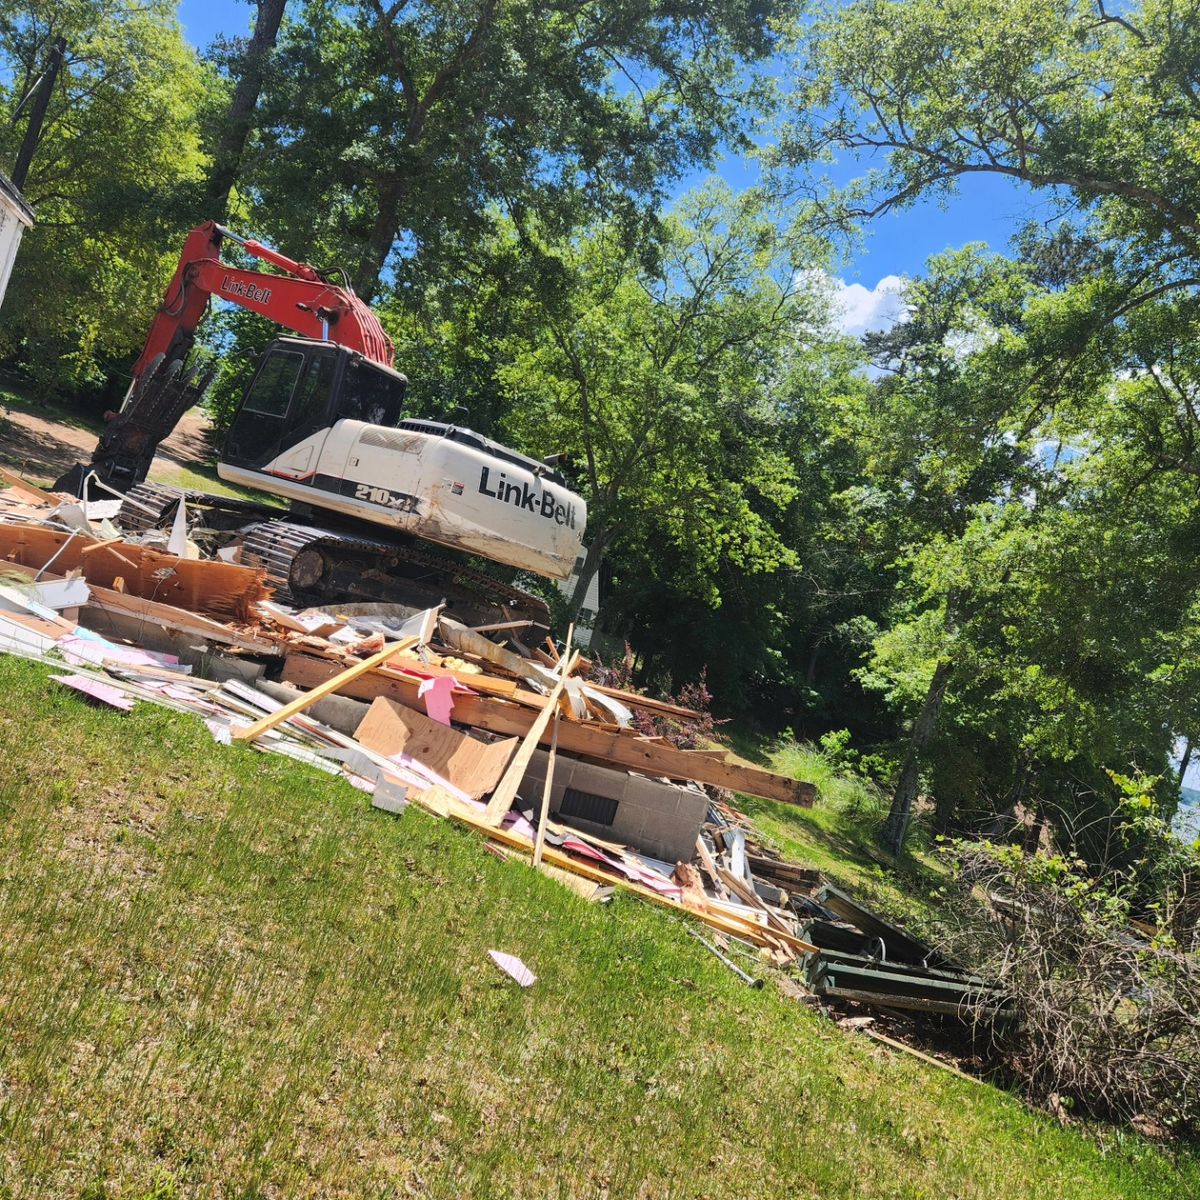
xmin=519 ymin=750 xmax=707 ymax=863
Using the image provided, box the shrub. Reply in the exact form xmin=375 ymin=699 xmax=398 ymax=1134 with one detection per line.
xmin=937 ymin=830 xmax=1200 ymax=1136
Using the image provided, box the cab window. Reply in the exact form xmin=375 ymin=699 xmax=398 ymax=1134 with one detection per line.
xmin=244 ymin=350 xmax=305 ymax=416
xmin=336 ymin=360 xmax=407 ymax=427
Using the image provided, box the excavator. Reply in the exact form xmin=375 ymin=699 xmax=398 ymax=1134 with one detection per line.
xmin=56 ymin=221 xmax=586 ymax=630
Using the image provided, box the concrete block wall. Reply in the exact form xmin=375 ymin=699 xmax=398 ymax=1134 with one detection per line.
xmin=519 ymin=749 xmax=708 ymax=864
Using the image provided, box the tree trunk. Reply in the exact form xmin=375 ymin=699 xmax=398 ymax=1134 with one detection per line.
xmin=1021 ymin=801 xmax=1047 ymax=855
xmin=12 ymin=36 xmax=67 ymax=191
xmin=352 ymin=178 xmax=405 ymax=299
xmin=880 ymin=659 xmax=952 ymax=856
xmin=206 ymin=0 xmax=288 ymax=218
xmin=565 ymin=525 xmax=610 ymax=625
xmin=1178 ymin=736 xmax=1193 ymax=789
xmin=979 ymin=762 xmax=1030 ymax=842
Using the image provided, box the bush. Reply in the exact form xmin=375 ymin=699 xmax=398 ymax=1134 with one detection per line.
xmin=937 ymin=832 xmax=1200 ymax=1136
xmin=587 ymin=643 xmax=726 ymax=750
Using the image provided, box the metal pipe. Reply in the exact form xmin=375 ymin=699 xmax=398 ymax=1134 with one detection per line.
xmin=687 ymin=928 xmax=763 ymax=988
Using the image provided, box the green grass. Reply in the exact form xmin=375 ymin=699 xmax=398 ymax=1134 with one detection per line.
xmin=146 ymin=458 xmax=282 ymax=505
xmin=730 ymin=736 xmax=947 ymax=935
xmin=1 ymin=655 xmax=1197 ymax=1199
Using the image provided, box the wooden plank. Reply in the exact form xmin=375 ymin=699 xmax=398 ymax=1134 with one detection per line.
xmin=466 ymin=619 xmax=533 ymax=634
xmin=862 ymin=1029 xmax=985 ymax=1084
xmin=233 ymin=637 xmax=417 ymax=742
xmin=718 ymin=866 xmax=797 ymax=939
xmin=695 ymin=836 xmax=730 ymax=899
xmin=480 ymin=648 xmax=581 ymax=826
xmin=588 ymin=683 xmax=704 ymax=722
xmin=283 ymin=651 xmax=815 ymax=807
xmin=378 ymin=659 xmax=522 ymax=700
xmin=404 ymin=784 xmax=815 ymax=955
xmin=0 ymin=468 xmax=52 ymax=506
xmin=533 ymin=622 xmax=573 ymax=867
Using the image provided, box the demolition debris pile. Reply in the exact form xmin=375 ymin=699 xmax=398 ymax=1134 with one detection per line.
xmin=0 ymin=474 xmax=1002 ymax=1023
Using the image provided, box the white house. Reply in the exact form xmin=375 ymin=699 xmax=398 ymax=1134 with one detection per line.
xmin=0 ymin=172 xmax=34 ymax=309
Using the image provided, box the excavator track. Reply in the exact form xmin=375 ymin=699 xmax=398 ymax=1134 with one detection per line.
xmin=118 ymin=485 xmax=550 ymax=631
xmin=117 ymin=482 xmax=274 ymax=535
xmin=238 ymin=519 xmax=550 ymax=630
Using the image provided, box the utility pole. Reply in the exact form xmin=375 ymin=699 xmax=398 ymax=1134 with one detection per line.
xmin=11 ymin=35 xmax=67 ymax=191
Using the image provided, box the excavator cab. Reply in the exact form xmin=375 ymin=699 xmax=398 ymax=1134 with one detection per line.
xmin=223 ymin=337 xmax=408 ymax=470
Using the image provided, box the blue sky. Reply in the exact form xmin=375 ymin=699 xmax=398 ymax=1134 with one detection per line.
xmin=178 ymin=0 xmax=1043 ymax=309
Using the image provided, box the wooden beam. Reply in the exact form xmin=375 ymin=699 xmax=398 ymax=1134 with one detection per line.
xmin=234 ymin=637 xmax=418 ymax=742
xmin=0 ymin=467 xmax=52 ymax=505
xmin=466 ymin=619 xmax=532 ymax=634
xmin=481 ymin=649 xmax=580 ymax=826
xmin=533 ymin=623 xmax=574 ymax=866
xmin=588 ymin=683 xmax=704 ymax=722
xmin=283 ymin=651 xmax=816 ymax=807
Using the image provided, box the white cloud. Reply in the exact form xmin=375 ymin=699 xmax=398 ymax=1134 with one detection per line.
xmin=833 ymin=275 xmax=907 ymax=339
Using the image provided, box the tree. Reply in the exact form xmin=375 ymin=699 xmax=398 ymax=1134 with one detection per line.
xmin=773 ymin=0 xmax=1200 ymax=853
xmin=0 ymin=1 xmax=213 ymax=393
xmin=779 ymin=0 xmax=1199 ymax=267
xmin=205 ymin=0 xmax=288 ymax=218
xmin=240 ymin=0 xmax=785 ymax=299
xmin=499 ymin=186 xmax=829 ymax=625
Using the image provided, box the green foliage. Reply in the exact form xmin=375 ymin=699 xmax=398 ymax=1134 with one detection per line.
xmin=777 ymin=0 xmax=1200 ymax=277
xmin=240 ymin=0 xmax=786 ymax=296
xmin=501 ymin=185 xmax=829 ymax=612
xmin=0 ymin=1 xmax=216 ymax=393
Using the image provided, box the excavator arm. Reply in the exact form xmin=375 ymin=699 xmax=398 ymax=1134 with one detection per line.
xmin=59 ymin=220 xmax=393 ymax=495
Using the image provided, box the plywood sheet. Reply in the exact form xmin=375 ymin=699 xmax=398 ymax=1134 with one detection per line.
xmin=0 ymin=522 xmax=269 ymax=620
xmin=355 ymin=696 xmax=519 ymax=801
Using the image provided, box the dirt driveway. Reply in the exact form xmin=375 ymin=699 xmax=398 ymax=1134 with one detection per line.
xmin=0 ymin=402 xmax=212 ymax=486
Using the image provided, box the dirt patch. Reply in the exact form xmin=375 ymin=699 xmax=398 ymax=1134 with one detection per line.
xmin=0 ymin=404 xmax=212 ymax=485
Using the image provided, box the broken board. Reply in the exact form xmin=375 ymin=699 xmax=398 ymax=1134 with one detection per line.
xmin=355 ymin=696 xmax=519 ymax=801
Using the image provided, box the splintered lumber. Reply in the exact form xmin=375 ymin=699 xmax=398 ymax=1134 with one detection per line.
xmin=533 ymin=623 xmax=574 ymax=866
xmin=0 ymin=522 xmax=270 ymax=620
xmin=0 ymin=559 xmax=279 ymax=653
xmin=718 ymin=866 xmax=797 ymax=939
xmin=404 ymin=784 xmax=818 ymax=955
xmin=481 ymin=648 xmax=581 ymax=826
xmin=283 ymin=651 xmax=816 ymax=806
xmin=234 ymin=637 xmax=418 ymax=742
xmin=438 ymin=616 xmax=541 ymax=680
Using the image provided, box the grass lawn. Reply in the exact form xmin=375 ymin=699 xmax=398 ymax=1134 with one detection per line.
xmin=1 ymin=654 xmax=1196 ymax=1199
xmin=726 ymin=735 xmax=947 ymax=934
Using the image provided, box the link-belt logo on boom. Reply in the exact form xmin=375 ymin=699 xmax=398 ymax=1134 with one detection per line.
xmin=220 ymin=275 xmax=273 ymax=305
xmin=478 ymin=467 xmax=576 ymax=528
